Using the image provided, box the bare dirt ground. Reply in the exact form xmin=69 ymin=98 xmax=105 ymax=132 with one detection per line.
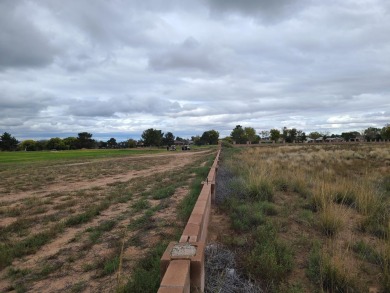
xmin=0 ymin=149 xmax=214 ymax=292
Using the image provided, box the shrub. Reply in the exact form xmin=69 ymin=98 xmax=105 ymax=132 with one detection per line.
xmin=245 ymin=224 xmax=293 ymax=284
xmin=246 ymin=180 xmax=274 ymax=202
xmin=230 ymin=203 xmax=265 ymax=232
xmin=307 ymin=242 xmax=358 ymax=292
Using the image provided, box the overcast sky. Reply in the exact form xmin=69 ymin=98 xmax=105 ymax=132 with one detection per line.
xmin=1 ymin=0 xmax=389 ymax=141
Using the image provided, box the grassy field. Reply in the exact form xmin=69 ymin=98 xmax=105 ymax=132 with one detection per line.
xmin=215 ymin=143 xmax=390 ymax=292
xmin=0 ymin=148 xmax=166 ymax=164
xmin=0 ymin=147 xmax=216 ymax=292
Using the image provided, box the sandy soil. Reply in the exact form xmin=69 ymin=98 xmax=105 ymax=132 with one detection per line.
xmin=0 ymin=149 xmax=213 ymax=293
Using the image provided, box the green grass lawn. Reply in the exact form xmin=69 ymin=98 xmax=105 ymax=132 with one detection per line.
xmin=0 ymin=148 xmax=165 ymax=164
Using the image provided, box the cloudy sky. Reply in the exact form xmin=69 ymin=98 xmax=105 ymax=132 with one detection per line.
xmin=1 ymin=0 xmax=389 ymax=141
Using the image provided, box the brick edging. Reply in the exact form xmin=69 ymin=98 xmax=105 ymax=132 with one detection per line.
xmin=158 ymin=147 xmax=221 ymax=293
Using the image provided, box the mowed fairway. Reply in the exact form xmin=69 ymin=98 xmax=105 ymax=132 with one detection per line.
xmin=0 ymin=148 xmax=216 ymax=292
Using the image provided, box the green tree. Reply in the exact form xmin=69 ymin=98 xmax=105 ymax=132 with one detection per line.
xmin=231 ymin=125 xmax=247 ymax=144
xmin=308 ymin=132 xmax=322 ymax=139
xmin=163 ymin=132 xmax=175 ymax=146
xmin=76 ymin=132 xmax=95 ymax=149
xmin=141 ymin=128 xmax=163 ymax=147
xmin=363 ymin=127 xmax=381 ymax=141
xmin=282 ymin=127 xmax=298 ymax=143
xmin=63 ymin=137 xmax=77 ymax=150
xmin=296 ymin=130 xmax=306 ymax=143
xmin=382 ymin=124 xmax=390 ymax=140
xmin=244 ymin=127 xmax=256 ymax=143
xmin=20 ymin=139 xmax=37 ymax=151
xmin=46 ymin=137 xmax=66 ymax=150
xmin=35 ymin=140 xmax=48 ymax=151
xmin=0 ymin=132 xmax=19 ymax=151
xmin=341 ymin=131 xmax=360 ymax=141
xmin=201 ymin=130 xmax=219 ymax=145
xmin=270 ymin=129 xmax=280 ymax=142
xmin=127 ymin=139 xmax=137 ymax=148
xmin=191 ymin=135 xmax=202 ymax=146
xmin=107 ymin=138 xmax=117 ymax=148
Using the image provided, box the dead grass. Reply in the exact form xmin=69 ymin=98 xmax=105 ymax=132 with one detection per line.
xmin=215 ymin=143 xmax=390 ymax=292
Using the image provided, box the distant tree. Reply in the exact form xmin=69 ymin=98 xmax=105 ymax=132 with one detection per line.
xmin=269 ymin=129 xmax=281 ymax=142
xmin=201 ymin=130 xmax=219 ymax=145
xmin=0 ymin=132 xmax=19 ymax=151
xmin=63 ymin=137 xmax=77 ymax=150
xmin=308 ymin=132 xmax=322 ymax=139
xmin=20 ymin=139 xmax=37 ymax=151
xmin=46 ymin=137 xmax=66 ymax=150
xmin=231 ymin=125 xmax=247 ymax=144
xmin=76 ymin=132 xmax=95 ymax=149
xmin=176 ymin=136 xmax=184 ymax=142
xmin=363 ymin=127 xmax=382 ymax=141
xmin=260 ymin=130 xmax=270 ymax=139
xmin=107 ymin=138 xmax=117 ymax=148
xmin=282 ymin=127 xmax=298 ymax=143
xmin=296 ymin=130 xmax=306 ymax=143
xmin=222 ymin=136 xmax=233 ymax=144
xmin=127 ymin=139 xmax=137 ymax=148
xmin=191 ymin=135 xmax=202 ymax=146
xmin=141 ymin=128 xmax=163 ymax=147
xmin=35 ymin=140 xmax=48 ymax=151
xmin=117 ymin=141 xmax=128 ymax=148
xmin=341 ymin=131 xmax=360 ymax=141
xmin=244 ymin=127 xmax=256 ymax=143
xmin=381 ymin=124 xmax=390 ymax=140
xmin=163 ymin=132 xmax=175 ymax=146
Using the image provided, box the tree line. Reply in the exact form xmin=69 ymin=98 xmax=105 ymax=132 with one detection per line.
xmin=1 ymin=124 xmax=389 ymax=151
xmin=227 ymin=124 xmax=390 ymax=144
xmin=0 ymin=129 xmax=220 ymax=151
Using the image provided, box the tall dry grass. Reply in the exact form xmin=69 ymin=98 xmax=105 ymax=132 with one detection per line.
xmin=231 ymin=144 xmax=390 ymax=291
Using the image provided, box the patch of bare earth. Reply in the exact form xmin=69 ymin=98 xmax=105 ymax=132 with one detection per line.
xmin=0 ymin=150 xmax=213 ymax=292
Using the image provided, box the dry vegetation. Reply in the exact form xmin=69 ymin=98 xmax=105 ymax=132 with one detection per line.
xmin=0 ymin=149 xmax=215 ymax=292
xmin=214 ymin=143 xmax=390 ymax=292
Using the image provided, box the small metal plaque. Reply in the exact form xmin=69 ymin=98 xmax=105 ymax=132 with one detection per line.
xmin=171 ymin=243 xmax=197 ymax=257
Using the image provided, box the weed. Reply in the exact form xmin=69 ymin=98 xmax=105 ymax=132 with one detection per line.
xmin=102 ymin=256 xmax=120 ymax=276
xmin=70 ymin=281 xmax=86 ymax=293
xmin=351 ymin=240 xmax=382 ymax=265
xmin=7 ymin=267 xmax=31 ymax=280
xmin=65 ymin=201 xmax=110 ymax=226
xmin=86 ymin=220 xmax=116 ymax=244
xmin=131 ymin=199 xmax=150 ymax=212
xmin=230 ymin=202 xmax=265 ymax=232
xmin=152 ymin=186 xmax=175 ymax=200
xmin=307 ymin=242 xmax=358 ymax=292
xmin=120 ymin=242 xmax=168 ymax=293
xmin=246 ymin=180 xmax=274 ymax=201
xmin=245 ymin=223 xmax=293 ymax=285
xmin=318 ymin=203 xmax=343 ymax=237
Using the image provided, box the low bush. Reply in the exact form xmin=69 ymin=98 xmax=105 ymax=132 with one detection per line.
xmin=245 ymin=223 xmax=293 ymax=285
xmin=307 ymin=242 xmax=358 ymax=292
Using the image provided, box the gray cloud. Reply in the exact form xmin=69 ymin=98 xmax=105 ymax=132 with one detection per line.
xmin=0 ymin=0 xmax=389 ymax=140
xmin=0 ymin=1 xmax=57 ymax=69
xmin=148 ymin=37 xmax=225 ymax=73
xmin=205 ymin=0 xmax=310 ymax=22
